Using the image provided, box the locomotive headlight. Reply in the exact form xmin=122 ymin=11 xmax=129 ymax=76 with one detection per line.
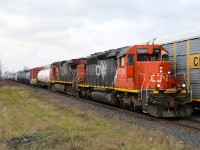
xmin=159 ymin=66 xmax=163 ymax=73
xmin=182 ymin=84 xmax=186 ymax=88
xmin=168 ymin=71 xmax=171 ymax=74
xmin=157 ymin=84 xmax=160 ymax=88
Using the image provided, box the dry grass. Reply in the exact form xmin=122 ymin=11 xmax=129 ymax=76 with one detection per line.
xmin=0 ymin=83 xmax=196 ymax=150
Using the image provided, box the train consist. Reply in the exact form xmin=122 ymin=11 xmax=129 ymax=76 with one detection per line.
xmin=8 ymin=44 xmax=193 ymax=117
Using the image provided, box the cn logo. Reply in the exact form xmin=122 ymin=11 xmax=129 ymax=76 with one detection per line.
xmin=96 ymin=60 xmax=107 ymax=80
xmin=150 ymin=74 xmax=168 ymax=83
xmin=194 ymin=57 xmax=200 ymax=66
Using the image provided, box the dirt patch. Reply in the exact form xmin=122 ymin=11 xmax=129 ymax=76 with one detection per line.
xmin=7 ymin=135 xmax=40 ymax=149
xmin=0 ymin=80 xmax=18 ymax=87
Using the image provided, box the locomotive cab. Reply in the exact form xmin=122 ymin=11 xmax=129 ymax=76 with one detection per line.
xmin=134 ymin=45 xmax=176 ymax=90
xmin=115 ymin=44 xmax=192 ymax=117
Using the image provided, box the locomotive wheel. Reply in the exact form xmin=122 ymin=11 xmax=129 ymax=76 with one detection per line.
xmin=120 ymin=101 xmax=125 ymax=109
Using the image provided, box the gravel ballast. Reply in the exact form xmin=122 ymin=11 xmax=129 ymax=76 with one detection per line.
xmin=38 ymin=89 xmax=200 ymax=149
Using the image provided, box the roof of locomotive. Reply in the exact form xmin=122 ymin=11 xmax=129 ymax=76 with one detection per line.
xmin=117 ymin=46 xmax=131 ymax=58
xmin=87 ymin=46 xmax=130 ymax=60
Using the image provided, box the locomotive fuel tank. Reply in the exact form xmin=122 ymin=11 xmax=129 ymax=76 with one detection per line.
xmin=91 ymin=89 xmax=117 ymax=105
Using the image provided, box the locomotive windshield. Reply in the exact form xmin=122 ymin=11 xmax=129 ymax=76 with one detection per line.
xmin=136 ymin=48 xmax=169 ymax=61
xmin=162 ymin=54 xmax=169 ymax=61
xmin=137 ymin=54 xmax=159 ymax=61
xmin=137 ymin=48 xmax=160 ymax=61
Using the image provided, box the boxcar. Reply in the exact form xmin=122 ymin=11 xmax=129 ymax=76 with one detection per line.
xmin=156 ymin=31 xmax=200 ymax=108
xmin=30 ymin=67 xmax=45 ymax=85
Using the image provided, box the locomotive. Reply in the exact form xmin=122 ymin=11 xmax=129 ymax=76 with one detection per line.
xmin=47 ymin=44 xmax=192 ymax=117
xmin=13 ymin=44 xmax=193 ymax=117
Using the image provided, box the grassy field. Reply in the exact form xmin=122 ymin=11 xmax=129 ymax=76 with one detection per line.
xmin=0 ymin=83 xmax=194 ymax=150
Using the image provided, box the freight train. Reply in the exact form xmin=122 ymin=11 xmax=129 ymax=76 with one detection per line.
xmin=9 ymin=44 xmax=193 ymax=117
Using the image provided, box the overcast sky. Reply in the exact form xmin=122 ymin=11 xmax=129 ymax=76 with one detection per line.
xmin=0 ymin=0 xmax=200 ymax=73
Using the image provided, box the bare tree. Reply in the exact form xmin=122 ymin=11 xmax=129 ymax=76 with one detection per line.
xmin=4 ymin=71 xmax=11 ymax=79
xmin=23 ymin=66 xmax=29 ymax=71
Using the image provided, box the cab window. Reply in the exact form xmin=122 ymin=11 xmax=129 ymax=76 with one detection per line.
xmin=162 ymin=54 xmax=169 ymax=61
xmin=137 ymin=54 xmax=159 ymax=61
xmin=120 ymin=56 xmax=125 ymax=67
xmin=150 ymin=54 xmax=159 ymax=61
xmin=128 ymin=54 xmax=134 ymax=65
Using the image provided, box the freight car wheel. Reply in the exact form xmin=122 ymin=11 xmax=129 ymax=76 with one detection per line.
xmin=85 ymin=89 xmax=92 ymax=100
xmin=130 ymin=101 xmax=141 ymax=112
xmin=79 ymin=89 xmax=86 ymax=99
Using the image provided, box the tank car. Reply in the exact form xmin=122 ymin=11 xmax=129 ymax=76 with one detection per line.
xmin=20 ymin=70 xmax=30 ymax=84
xmin=16 ymin=71 xmax=23 ymax=82
xmin=15 ymin=73 xmax=18 ymax=81
xmin=37 ymin=68 xmax=51 ymax=87
xmin=25 ymin=71 xmax=30 ymax=84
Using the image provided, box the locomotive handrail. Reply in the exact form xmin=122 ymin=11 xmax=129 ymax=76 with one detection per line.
xmin=145 ymin=75 xmax=152 ymax=102
xmin=139 ymin=73 xmax=145 ymax=101
xmin=178 ymin=72 xmax=192 ymax=102
xmin=175 ymin=51 xmax=193 ymax=102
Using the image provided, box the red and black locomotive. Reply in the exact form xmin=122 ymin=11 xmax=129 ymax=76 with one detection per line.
xmin=48 ymin=44 xmax=192 ymax=117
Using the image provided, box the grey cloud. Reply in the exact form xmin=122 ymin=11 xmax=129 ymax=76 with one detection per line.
xmin=0 ymin=0 xmax=200 ymax=72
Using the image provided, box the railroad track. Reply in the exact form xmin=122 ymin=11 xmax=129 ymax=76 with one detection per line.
xmin=188 ymin=115 xmax=200 ymax=123
xmin=163 ymin=118 xmax=200 ymax=133
xmin=8 ymin=80 xmax=200 ymax=134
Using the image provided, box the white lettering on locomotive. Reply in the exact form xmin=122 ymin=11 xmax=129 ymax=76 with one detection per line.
xmin=96 ymin=60 xmax=107 ymax=80
xmin=150 ymin=74 xmax=168 ymax=83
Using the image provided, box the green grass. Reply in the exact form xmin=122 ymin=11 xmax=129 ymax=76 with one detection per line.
xmin=0 ymin=85 xmax=195 ymax=150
